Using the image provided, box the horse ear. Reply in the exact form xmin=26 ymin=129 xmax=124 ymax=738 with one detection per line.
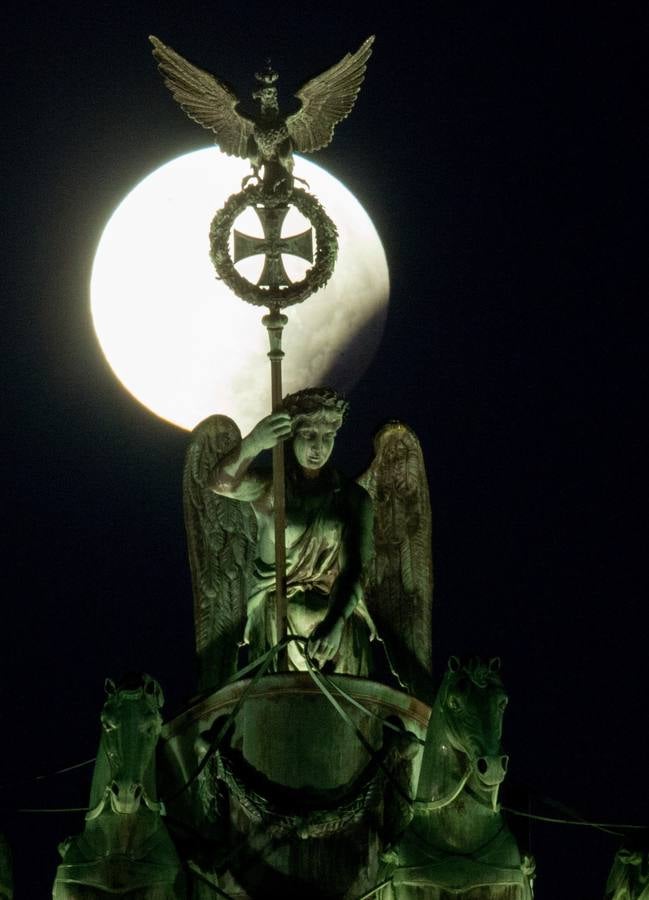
xmin=488 ymin=657 xmax=501 ymax=673
xmin=104 ymin=678 xmax=117 ymax=696
xmin=448 ymin=656 xmax=461 ymax=673
xmin=144 ymin=676 xmax=164 ymax=709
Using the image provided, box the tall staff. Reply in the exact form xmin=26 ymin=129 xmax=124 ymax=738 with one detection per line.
xmin=263 ymin=307 xmax=289 ymax=667
xmin=211 ymin=185 xmax=338 ymax=670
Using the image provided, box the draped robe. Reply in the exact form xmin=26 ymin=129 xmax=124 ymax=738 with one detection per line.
xmin=245 ymin=467 xmax=376 ymax=673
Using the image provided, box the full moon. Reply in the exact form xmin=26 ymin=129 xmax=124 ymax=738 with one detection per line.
xmin=90 ymin=148 xmax=389 ymax=433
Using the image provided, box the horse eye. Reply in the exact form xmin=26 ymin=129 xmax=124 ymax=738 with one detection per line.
xmin=102 ymin=720 xmax=117 ymax=733
xmin=498 ymin=697 xmax=509 ymax=711
xmin=447 ymin=695 xmax=462 ymax=712
xmin=142 ymin=718 xmax=160 ymax=737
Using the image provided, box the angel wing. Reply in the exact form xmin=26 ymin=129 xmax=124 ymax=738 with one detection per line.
xmin=183 ymin=415 xmax=257 ymax=692
xmin=358 ymin=422 xmax=433 ymax=699
xmin=150 ymin=36 xmax=254 ymax=158
xmin=286 ymin=36 xmax=375 ymax=153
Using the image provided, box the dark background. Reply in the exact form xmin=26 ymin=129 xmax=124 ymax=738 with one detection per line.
xmin=1 ymin=2 xmax=647 ymax=896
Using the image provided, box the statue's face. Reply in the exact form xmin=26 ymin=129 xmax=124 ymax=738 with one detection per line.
xmin=292 ymin=413 xmax=341 ymax=472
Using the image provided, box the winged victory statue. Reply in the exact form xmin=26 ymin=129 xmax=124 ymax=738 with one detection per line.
xmin=150 ymin=34 xmax=375 ymax=191
xmin=183 ymin=390 xmax=434 ymax=700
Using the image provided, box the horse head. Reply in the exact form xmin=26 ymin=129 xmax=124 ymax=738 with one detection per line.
xmin=87 ymin=672 xmax=164 ymax=819
xmin=396 ymin=660 xmax=533 ymax=891
xmin=54 ymin=675 xmax=185 ymax=897
xmin=418 ymin=656 xmax=509 ymax=813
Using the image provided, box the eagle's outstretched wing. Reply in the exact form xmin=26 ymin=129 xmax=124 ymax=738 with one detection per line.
xmin=150 ymin=36 xmax=254 ymax=158
xmin=183 ymin=415 xmax=257 ymax=692
xmin=358 ymin=422 xmax=433 ymax=700
xmin=286 ymin=36 xmax=374 ymax=153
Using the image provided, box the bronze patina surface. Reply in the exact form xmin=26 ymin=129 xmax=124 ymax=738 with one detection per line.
xmin=184 ymin=391 xmax=434 ymax=694
xmin=381 ymin=659 xmax=535 ymax=900
xmin=53 ymin=675 xmax=185 ymax=899
xmin=150 ymin=35 xmax=374 ymax=193
xmin=151 ymin=37 xmax=375 ymax=664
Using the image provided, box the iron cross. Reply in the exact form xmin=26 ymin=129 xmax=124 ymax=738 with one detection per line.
xmin=233 ymin=204 xmax=313 ymax=289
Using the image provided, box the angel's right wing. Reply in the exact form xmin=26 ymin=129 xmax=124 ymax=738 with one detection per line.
xmin=150 ymin=36 xmax=254 ymax=158
xmin=358 ymin=422 xmax=433 ymax=699
xmin=183 ymin=415 xmax=257 ymax=692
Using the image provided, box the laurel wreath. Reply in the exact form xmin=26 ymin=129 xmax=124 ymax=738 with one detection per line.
xmin=209 ymin=184 xmax=338 ymax=308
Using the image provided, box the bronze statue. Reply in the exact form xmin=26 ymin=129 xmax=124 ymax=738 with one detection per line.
xmin=183 ymin=390 xmax=433 ymax=693
xmin=53 ymin=674 xmax=185 ymax=899
xmin=606 ymin=846 xmax=649 ymax=900
xmin=210 ymin=387 xmax=375 ymax=674
xmin=358 ymin=421 xmax=433 ymax=700
xmin=151 ymin=36 xmax=380 ymax=674
xmin=150 ymin=35 xmax=374 ymax=191
xmin=382 ymin=658 xmax=535 ymax=899
xmin=146 ymin=33 xmax=439 ymax=895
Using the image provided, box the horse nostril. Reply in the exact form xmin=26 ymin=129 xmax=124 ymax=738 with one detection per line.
xmin=501 ymin=755 xmax=509 ymax=771
xmin=133 ymin=785 xmax=142 ymax=798
xmin=111 ymin=782 xmax=120 ymax=796
xmin=477 ymin=758 xmax=488 ymax=775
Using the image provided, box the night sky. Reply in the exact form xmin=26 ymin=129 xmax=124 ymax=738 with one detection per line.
xmin=2 ymin=3 xmax=647 ymax=896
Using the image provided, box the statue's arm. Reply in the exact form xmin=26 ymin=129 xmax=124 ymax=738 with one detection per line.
xmin=208 ymin=411 xmax=291 ymax=502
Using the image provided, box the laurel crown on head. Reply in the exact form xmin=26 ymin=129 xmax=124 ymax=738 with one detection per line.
xmin=282 ymin=387 xmax=349 ymax=429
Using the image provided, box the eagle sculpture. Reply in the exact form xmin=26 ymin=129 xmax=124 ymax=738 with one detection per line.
xmin=150 ymin=35 xmax=374 ymax=189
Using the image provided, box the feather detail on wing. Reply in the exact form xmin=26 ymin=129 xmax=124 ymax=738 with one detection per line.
xmin=150 ymin=36 xmax=253 ymax=158
xmin=183 ymin=415 xmax=257 ymax=692
xmin=286 ymin=35 xmax=374 ymax=153
xmin=358 ymin=422 xmax=433 ymax=699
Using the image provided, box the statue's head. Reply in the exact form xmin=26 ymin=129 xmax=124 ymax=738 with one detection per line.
xmin=282 ymin=387 xmax=348 ymax=473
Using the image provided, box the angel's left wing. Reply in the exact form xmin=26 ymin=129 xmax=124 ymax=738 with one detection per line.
xmin=286 ymin=36 xmax=374 ymax=153
xmin=150 ymin=36 xmax=254 ymax=158
xmin=358 ymin=422 xmax=433 ymax=699
xmin=183 ymin=415 xmax=257 ymax=693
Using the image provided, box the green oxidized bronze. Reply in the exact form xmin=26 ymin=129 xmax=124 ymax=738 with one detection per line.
xmin=606 ymin=847 xmax=649 ymax=900
xmin=209 ymin=184 xmax=337 ymax=308
xmin=149 ymin=35 xmax=374 ymax=194
xmin=151 ymin=36 xmax=375 ymax=662
xmin=183 ymin=395 xmax=434 ymax=692
xmin=233 ymin=201 xmax=313 ymax=289
xmin=148 ymin=33 xmax=522 ymax=899
xmin=53 ymin=674 xmax=185 ymax=899
xmin=44 ymin=29 xmax=544 ymax=900
xmin=381 ymin=658 xmax=536 ymax=900
xmin=150 ymin=34 xmax=373 ymax=307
